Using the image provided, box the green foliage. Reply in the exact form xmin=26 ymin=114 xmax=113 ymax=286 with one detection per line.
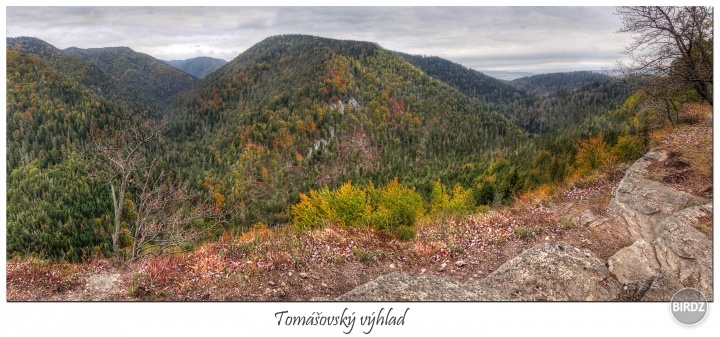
xmin=428 ymin=181 xmax=475 ymax=216
xmin=291 ymin=178 xmax=423 ymax=240
xmin=290 ymin=188 xmax=332 ymax=230
xmin=371 ymin=178 xmax=424 ymax=237
xmin=514 ymin=227 xmax=535 ymax=240
xmin=327 ymin=182 xmax=371 ymax=228
xmin=611 ymin=135 xmax=645 ymax=163
xmin=574 ymin=133 xmax=615 ymax=175
xmin=6 ymin=155 xmax=113 ymax=262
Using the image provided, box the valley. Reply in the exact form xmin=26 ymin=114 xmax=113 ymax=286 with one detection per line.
xmin=5 ymin=33 xmax=711 ymax=302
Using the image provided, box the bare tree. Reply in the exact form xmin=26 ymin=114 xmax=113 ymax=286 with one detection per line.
xmin=615 ymin=6 xmax=713 ymax=118
xmin=87 ymin=117 xmax=222 ymax=263
xmin=87 ymin=117 xmax=159 ymax=263
xmin=129 ymin=166 xmax=220 ymax=261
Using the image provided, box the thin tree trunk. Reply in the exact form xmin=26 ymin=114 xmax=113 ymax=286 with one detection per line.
xmin=111 ymin=184 xmax=121 ymax=264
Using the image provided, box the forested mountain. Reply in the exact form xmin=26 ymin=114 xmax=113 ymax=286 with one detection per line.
xmin=399 ymin=53 xmax=526 ymax=113
xmin=63 ymin=46 xmax=197 ymax=103
xmin=165 ymin=56 xmax=227 ymax=79
xmin=7 ymin=34 xmax=636 ymax=262
xmin=166 ymin=34 xmax=527 ymax=226
xmin=7 ymin=37 xmax=160 ymax=115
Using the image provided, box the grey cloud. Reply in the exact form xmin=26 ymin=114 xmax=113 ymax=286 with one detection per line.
xmin=6 ymin=6 xmax=632 ymax=73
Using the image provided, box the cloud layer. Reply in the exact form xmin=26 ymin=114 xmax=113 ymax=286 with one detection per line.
xmin=6 ymin=6 xmax=633 ymax=73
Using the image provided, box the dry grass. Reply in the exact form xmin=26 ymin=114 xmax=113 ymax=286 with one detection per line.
xmin=647 ymin=103 xmax=712 ymax=198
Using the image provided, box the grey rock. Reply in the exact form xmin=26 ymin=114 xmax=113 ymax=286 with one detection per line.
xmin=608 ymin=149 xmax=712 ymax=301
xmin=652 ymin=204 xmax=713 ymax=300
xmin=338 ymin=242 xmax=619 ymax=301
xmin=607 ymin=239 xmax=660 ymax=285
xmin=610 ymin=149 xmax=708 ymax=241
xmin=639 ymin=274 xmax=686 ymax=302
xmin=572 ymin=210 xmax=597 ymax=227
xmin=478 ymin=242 xmax=620 ymax=301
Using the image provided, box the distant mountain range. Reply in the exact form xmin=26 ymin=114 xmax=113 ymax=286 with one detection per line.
xmin=479 ymin=70 xmax=536 ymax=81
xmin=164 ymin=57 xmax=227 ymax=79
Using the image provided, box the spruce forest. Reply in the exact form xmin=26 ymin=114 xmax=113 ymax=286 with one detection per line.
xmin=4 ymin=6 xmax=712 ymax=304
xmin=6 ymin=34 xmax=636 ymax=261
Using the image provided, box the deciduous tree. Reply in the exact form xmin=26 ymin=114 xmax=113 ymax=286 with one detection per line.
xmin=615 ymin=6 xmax=713 ymax=122
xmin=87 ymin=117 xmax=221 ymax=263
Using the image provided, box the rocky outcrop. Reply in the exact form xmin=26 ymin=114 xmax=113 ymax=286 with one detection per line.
xmin=608 ymin=149 xmax=712 ymax=301
xmin=609 ymin=149 xmax=708 ymax=240
xmin=339 ymin=242 xmax=620 ymax=301
xmin=338 ymin=149 xmax=712 ymax=302
xmin=478 ymin=242 xmax=620 ymax=301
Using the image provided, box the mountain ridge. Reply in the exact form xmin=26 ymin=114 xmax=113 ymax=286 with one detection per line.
xmin=63 ymin=45 xmax=197 ymax=103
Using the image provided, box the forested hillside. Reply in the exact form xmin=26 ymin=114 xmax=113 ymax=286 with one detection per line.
xmin=6 ymin=37 xmax=167 ymax=115
xmin=63 ymin=46 xmax=197 ymax=103
xmin=6 ymin=49 xmax=131 ymax=261
xmin=400 ymin=54 xmax=629 ymax=135
xmin=6 ymin=34 xmax=638 ymax=262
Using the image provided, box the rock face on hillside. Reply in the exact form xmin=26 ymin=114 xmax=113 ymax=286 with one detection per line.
xmin=338 ymin=149 xmax=712 ymax=301
xmin=608 ymin=149 xmax=712 ymax=301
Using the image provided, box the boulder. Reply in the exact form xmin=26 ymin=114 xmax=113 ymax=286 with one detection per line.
xmin=609 ymin=149 xmax=708 ymax=241
xmin=607 ymin=239 xmax=660 ymax=285
xmin=651 ymin=204 xmax=713 ymax=300
xmin=478 ymin=242 xmax=620 ymax=301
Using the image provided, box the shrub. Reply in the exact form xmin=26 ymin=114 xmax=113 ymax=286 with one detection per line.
xmin=575 ymin=133 xmax=616 ymax=175
xmin=611 ymin=135 xmax=645 ymax=163
xmin=374 ymin=178 xmax=424 ymax=238
xmin=291 ymin=178 xmax=423 ymax=241
xmin=327 ymin=182 xmax=370 ymax=228
xmin=445 ymin=185 xmax=474 ymax=214
xmin=394 ymin=225 xmax=417 ymax=240
xmin=290 ymin=188 xmax=332 ymax=230
xmin=428 ymin=180 xmax=450 ymax=214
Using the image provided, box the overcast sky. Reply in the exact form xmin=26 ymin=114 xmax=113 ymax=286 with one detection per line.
xmin=6 ymin=6 xmax=634 ymax=74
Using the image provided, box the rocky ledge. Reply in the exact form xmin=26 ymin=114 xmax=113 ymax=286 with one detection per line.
xmin=338 ymin=149 xmax=712 ymax=301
